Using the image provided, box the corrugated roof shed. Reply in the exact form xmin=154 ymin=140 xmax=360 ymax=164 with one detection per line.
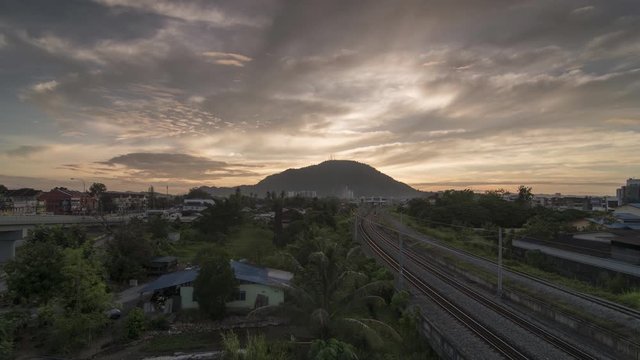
xmin=141 ymin=269 xmax=198 ymax=293
xmin=141 ymin=261 xmax=292 ymax=294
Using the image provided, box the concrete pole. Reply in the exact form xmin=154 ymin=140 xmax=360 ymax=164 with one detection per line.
xmin=398 ymin=229 xmax=404 ymax=290
xmin=354 ymin=214 xmax=358 ymax=242
xmin=498 ymin=227 xmax=503 ymax=298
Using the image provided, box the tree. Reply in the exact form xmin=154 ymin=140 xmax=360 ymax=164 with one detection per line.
xmin=253 ymin=239 xmax=398 ymax=349
xmin=4 ymin=226 xmax=98 ymax=304
xmin=5 ymin=235 xmax=65 ymax=304
xmin=186 ymin=187 xmax=212 ymax=199
xmin=57 ymin=247 xmax=110 ymax=313
xmin=0 ymin=184 xmax=7 ymax=194
xmin=147 ymin=215 xmax=169 ymax=240
xmin=89 ymin=182 xmax=107 ymax=197
xmin=106 ymin=219 xmax=154 ymax=281
xmin=193 ymin=250 xmax=236 ymax=320
xmin=517 ymin=185 xmax=533 ymax=205
xmin=89 ymin=183 xmax=107 ymax=214
xmin=194 ymin=198 xmax=243 ymax=238
xmin=41 ymin=247 xmax=110 ymax=354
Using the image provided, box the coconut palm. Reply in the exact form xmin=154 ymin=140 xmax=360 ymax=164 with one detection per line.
xmin=250 ymin=240 xmax=400 ymax=350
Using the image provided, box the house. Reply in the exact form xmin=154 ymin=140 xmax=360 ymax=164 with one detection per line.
xmin=140 ymin=260 xmax=293 ymax=314
xmin=148 ymin=256 xmax=178 ymax=275
xmin=1 ymin=188 xmax=44 ymax=215
xmin=183 ymin=198 xmax=215 ymax=214
xmin=38 ymin=188 xmax=96 ymax=215
xmin=102 ymin=191 xmax=147 ymax=213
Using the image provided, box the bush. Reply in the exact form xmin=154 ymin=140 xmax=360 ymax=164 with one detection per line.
xmin=309 ymin=338 xmax=358 ymax=360
xmin=0 ymin=315 xmax=15 ymax=359
xmin=44 ymin=311 xmax=107 ymax=354
xmin=125 ymin=308 xmax=147 ymax=340
xmin=150 ymin=315 xmax=171 ymax=331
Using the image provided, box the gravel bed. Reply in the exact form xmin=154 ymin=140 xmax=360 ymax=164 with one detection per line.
xmin=384 ymin=215 xmax=640 ymax=334
xmin=363 ymin=244 xmax=500 ymax=359
xmin=372 ymin=233 xmax=577 ymax=360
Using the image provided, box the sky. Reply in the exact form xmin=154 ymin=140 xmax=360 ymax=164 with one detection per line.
xmin=0 ymin=0 xmax=639 ymax=196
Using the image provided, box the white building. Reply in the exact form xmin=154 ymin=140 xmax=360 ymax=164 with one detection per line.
xmin=183 ymin=198 xmax=215 ymax=213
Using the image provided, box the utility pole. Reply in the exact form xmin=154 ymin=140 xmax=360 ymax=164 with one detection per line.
xmin=354 ymin=213 xmax=358 ymax=242
xmin=498 ymin=227 xmax=503 ymax=298
xmin=398 ymin=213 xmax=404 ymax=290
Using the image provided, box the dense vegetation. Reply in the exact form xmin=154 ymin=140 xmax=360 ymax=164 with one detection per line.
xmin=2 ymin=227 xmax=111 ymax=354
xmin=403 ymin=187 xmax=589 ymax=238
xmin=0 ymin=192 xmax=435 ymax=359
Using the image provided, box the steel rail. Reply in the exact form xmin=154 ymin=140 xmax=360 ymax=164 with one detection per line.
xmin=364 ymin=218 xmax=598 ymax=360
xmin=360 ymin=220 xmax=530 ymax=360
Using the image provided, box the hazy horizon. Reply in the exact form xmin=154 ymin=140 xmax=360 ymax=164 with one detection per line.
xmin=1 ymin=1 xmax=639 ymax=196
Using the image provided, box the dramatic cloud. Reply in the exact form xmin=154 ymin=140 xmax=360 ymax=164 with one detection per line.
xmin=5 ymin=145 xmax=49 ymax=157
xmin=97 ymin=152 xmax=259 ymax=181
xmin=1 ymin=0 xmax=639 ymax=194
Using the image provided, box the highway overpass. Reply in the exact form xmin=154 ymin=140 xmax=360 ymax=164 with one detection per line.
xmin=0 ymin=214 xmax=133 ymax=262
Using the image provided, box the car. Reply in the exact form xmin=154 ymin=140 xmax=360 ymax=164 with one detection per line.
xmin=105 ymin=308 xmax=122 ymax=320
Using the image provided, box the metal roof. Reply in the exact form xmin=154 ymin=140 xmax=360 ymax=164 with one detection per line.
xmin=231 ymin=260 xmax=292 ymax=287
xmin=151 ymin=256 xmax=178 ymax=263
xmin=141 ymin=261 xmax=292 ymax=293
xmin=615 ymin=213 xmax=640 ymax=221
xmin=141 ymin=269 xmax=198 ymax=293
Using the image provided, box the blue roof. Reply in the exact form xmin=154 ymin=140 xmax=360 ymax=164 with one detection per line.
xmin=141 ymin=261 xmax=291 ymax=293
xmin=231 ymin=260 xmax=292 ymax=287
xmin=141 ymin=269 xmax=198 ymax=293
xmin=615 ymin=213 xmax=640 ymax=221
xmin=606 ymin=223 xmax=640 ymax=230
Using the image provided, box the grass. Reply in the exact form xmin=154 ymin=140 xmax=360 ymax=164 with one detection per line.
xmin=392 ymin=211 xmax=640 ymax=312
xmin=225 ymin=225 xmax=276 ymax=264
xmin=173 ymin=224 xmax=276 ymax=265
xmin=418 ymin=243 xmax=638 ymax=339
xmin=172 ymin=240 xmax=215 ymax=264
xmin=141 ymin=332 xmax=219 ymax=353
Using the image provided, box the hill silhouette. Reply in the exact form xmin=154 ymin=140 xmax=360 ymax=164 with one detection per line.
xmin=201 ymin=160 xmax=422 ymax=198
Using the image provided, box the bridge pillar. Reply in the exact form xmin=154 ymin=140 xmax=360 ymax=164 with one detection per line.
xmin=0 ymin=229 xmax=26 ymax=263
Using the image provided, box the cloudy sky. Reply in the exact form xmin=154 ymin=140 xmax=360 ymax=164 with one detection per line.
xmin=1 ymin=0 xmax=639 ymax=195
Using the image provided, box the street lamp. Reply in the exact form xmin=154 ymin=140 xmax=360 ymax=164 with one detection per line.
xmin=70 ymin=177 xmax=86 ymax=193
xmin=70 ymin=178 xmax=86 ymax=216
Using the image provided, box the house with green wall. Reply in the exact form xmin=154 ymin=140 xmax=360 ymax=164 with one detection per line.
xmin=141 ymin=260 xmax=293 ymax=313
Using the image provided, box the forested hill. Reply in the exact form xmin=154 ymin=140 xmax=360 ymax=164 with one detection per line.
xmin=201 ymin=160 xmax=423 ymax=198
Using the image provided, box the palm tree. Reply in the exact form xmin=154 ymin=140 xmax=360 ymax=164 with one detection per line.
xmin=250 ymin=241 xmax=400 ymax=350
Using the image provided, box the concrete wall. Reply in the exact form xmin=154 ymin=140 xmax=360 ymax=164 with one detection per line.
xmin=226 ymin=283 xmax=285 ymax=310
xmin=180 ymin=286 xmax=198 ymax=309
xmin=180 ymin=284 xmax=285 ymax=311
xmin=0 ymin=229 xmax=26 ymax=262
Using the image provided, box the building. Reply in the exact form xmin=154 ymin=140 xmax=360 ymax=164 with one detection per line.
xmin=1 ymin=188 xmax=44 ymax=215
xmin=38 ymin=188 xmax=96 ymax=215
xmin=147 ymin=256 xmax=178 ymax=275
xmin=286 ymin=190 xmax=317 ymax=198
xmin=183 ymin=198 xmax=215 ymax=214
xmin=617 ymin=178 xmax=640 ymax=206
xmin=103 ymin=191 xmax=147 ymax=213
xmin=141 ymin=260 xmax=293 ymax=314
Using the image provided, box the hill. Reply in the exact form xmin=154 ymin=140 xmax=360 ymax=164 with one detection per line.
xmin=201 ymin=160 xmax=422 ymax=198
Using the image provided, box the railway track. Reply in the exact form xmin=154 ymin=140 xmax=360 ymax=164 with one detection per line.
xmin=359 ymin=220 xmax=530 ymax=359
xmin=380 ymin=213 xmax=640 ymax=320
xmin=360 ymin=217 xmax=600 ymax=360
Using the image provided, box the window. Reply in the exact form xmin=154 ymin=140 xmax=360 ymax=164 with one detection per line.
xmin=233 ymin=290 xmax=246 ymax=301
